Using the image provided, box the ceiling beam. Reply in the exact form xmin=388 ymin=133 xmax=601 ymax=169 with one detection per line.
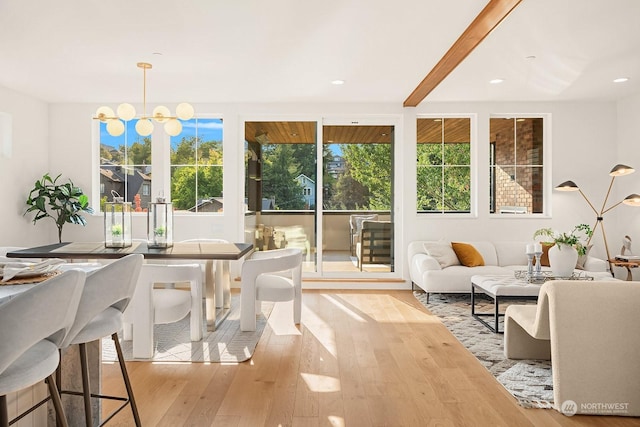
xmin=403 ymin=0 xmax=522 ymax=107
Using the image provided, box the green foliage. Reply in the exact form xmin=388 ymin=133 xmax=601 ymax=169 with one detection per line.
xmin=533 ymin=224 xmax=593 ymax=256
xmin=327 ymin=163 xmax=370 ymax=210
xmin=170 ymin=136 xmax=223 ymax=210
xmin=127 ymin=137 xmax=152 ymax=165
xmin=341 ymin=143 xmax=391 ymax=210
xmin=25 ymin=173 xmax=93 ymax=243
xmin=262 ymin=144 xmax=305 ymax=210
xmin=111 ymin=224 xmax=123 ymax=236
xmin=417 ymin=143 xmax=470 ymax=212
xmin=171 ymin=166 xmax=223 ymax=210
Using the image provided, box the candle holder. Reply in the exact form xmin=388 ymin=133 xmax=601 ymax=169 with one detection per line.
xmin=104 ymin=191 xmax=132 ymax=248
xmin=147 ymin=197 xmax=173 ymax=248
xmin=526 ymin=253 xmax=535 ymax=278
xmin=533 ymin=250 xmax=544 ymax=282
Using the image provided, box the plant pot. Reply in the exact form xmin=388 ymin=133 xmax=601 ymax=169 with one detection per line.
xmin=548 ymin=243 xmax=578 ymax=278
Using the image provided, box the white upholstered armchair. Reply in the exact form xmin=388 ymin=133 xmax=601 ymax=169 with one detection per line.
xmin=505 ymin=280 xmax=640 ymax=416
xmin=240 ymin=248 xmax=302 ymax=332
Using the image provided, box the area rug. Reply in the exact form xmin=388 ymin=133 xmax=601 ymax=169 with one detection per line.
xmin=413 ymin=292 xmax=553 ymax=409
xmin=103 ymin=296 xmax=273 ymax=363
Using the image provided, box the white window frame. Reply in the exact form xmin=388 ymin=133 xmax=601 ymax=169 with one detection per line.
xmin=489 ymin=113 xmax=551 ymax=217
xmin=415 ymin=113 xmax=477 ymax=218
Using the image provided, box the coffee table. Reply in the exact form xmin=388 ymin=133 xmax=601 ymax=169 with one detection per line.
xmin=471 ymin=274 xmax=541 ymax=333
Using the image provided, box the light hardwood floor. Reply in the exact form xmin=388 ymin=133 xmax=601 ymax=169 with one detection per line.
xmin=102 ymin=290 xmax=638 ymax=426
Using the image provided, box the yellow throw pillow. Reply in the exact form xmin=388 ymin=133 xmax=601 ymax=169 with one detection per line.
xmin=451 ymin=242 xmax=485 ymax=267
xmin=534 ymin=243 xmax=554 ymax=267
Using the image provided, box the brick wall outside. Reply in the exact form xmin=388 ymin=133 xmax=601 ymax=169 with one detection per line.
xmin=491 ymin=118 xmax=543 ymax=213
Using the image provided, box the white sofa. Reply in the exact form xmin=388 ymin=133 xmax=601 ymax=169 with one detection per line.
xmin=408 ymin=240 xmax=608 ymax=302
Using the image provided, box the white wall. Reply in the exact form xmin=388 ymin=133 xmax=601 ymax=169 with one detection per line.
xmin=7 ymin=98 xmax=624 ymax=285
xmin=0 ymin=85 xmax=52 ymax=245
xmin=614 ymin=92 xmax=640 ymax=279
xmin=404 ymin=101 xmax=620 ymax=265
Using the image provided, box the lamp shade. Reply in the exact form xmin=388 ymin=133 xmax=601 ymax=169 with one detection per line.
xmin=95 ymin=106 xmax=115 ymax=122
xmin=176 ymin=103 xmax=195 ymax=120
xmin=623 ymin=193 xmax=640 ymax=206
xmin=106 ymin=119 xmax=125 ymax=137
xmin=609 ymin=164 xmax=635 ymax=176
xmin=117 ymin=103 xmax=136 ymax=121
xmin=152 ymin=105 xmax=171 ymax=123
xmin=164 ymin=119 xmax=182 ymax=136
xmin=555 ymin=180 xmax=579 ymax=191
xmin=135 ymin=118 xmax=154 ymax=136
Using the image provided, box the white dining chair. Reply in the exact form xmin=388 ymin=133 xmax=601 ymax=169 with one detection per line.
xmin=58 ymin=254 xmax=144 ymax=426
xmin=240 ymin=248 xmax=302 ymax=332
xmin=0 ymin=269 xmax=85 ymax=427
xmin=123 ymin=263 xmax=203 ymax=359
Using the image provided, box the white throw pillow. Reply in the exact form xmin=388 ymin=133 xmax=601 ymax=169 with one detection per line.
xmin=423 ymin=242 xmax=460 ymax=268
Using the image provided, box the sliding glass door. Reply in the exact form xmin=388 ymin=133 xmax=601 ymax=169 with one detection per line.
xmin=243 ymin=117 xmax=397 ymax=277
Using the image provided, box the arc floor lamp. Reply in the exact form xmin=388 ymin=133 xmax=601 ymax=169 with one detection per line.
xmin=556 ymin=164 xmax=640 ymax=271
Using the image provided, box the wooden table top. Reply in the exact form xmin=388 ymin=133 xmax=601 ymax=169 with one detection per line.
xmin=7 ymin=241 xmax=254 ymax=260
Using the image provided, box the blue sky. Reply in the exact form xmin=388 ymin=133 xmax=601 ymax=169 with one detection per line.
xmin=100 ymin=118 xmax=223 ymax=149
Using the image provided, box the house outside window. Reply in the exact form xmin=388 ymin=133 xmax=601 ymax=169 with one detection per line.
xmin=416 ymin=117 xmax=471 ymax=214
xmin=489 ymin=116 xmax=545 ymax=214
xmin=98 ymin=121 xmax=151 ymax=211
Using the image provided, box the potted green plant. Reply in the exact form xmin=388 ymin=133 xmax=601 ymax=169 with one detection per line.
xmin=24 ymin=173 xmax=93 ymax=243
xmin=533 ymin=224 xmax=593 ymax=277
xmin=533 ymin=224 xmax=593 ymax=255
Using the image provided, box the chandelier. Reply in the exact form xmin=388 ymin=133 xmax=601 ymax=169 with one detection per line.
xmin=94 ymin=62 xmax=194 ymax=137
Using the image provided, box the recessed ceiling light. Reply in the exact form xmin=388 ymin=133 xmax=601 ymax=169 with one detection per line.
xmin=331 ymin=80 xmax=345 ymax=85
xmin=525 ymin=55 xmax=536 ymax=60
xmin=489 ymin=78 xmax=504 ymax=84
xmin=613 ymin=77 xmax=629 ymax=83
xmin=152 ymin=52 xmax=163 ymax=56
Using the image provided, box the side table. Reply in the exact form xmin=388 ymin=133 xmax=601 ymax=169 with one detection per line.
xmin=609 ymin=259 xmax=640 ymax=281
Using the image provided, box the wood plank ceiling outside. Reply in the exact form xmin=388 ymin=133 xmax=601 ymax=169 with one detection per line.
xmin=245 ymin=122 xmax=393 ymax=144
xmin=403 ymin=0 xmax=522 ymax=107
xmin=417 ymin=118 xmax=470 ymax=143
xmin=245 ymin=121 xmax=316 ymax=144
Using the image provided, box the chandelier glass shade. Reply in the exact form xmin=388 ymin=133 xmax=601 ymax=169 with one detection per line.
xmin=94 ymin=62 xmax=194 ymax=137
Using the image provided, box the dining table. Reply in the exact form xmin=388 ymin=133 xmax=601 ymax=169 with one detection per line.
xmin=6 ymin=240 xmax=254 ymax=331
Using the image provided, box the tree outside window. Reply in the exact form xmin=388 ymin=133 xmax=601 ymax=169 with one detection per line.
xmin=417 ymin=117 xmax=471 ymax=213
xmin=170 ymin=118 xmax=224 ymax=212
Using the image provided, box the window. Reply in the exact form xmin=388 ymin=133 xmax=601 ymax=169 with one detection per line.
xmin=98 ymin=121 xmax=151 ymax=211
xmin=416 ymin=117 xmax=471 ymax=213
xmin=98 ymin=117 xmax=223 ymax=213
xmin=170 ymin=118 xmax=224 ymax=213
xmin=489 ymin=117 xmax=544 ymax=214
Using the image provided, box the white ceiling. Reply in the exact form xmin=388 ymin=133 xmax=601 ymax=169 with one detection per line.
xmin=0 ymin=0 xmax=638 ymax=105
